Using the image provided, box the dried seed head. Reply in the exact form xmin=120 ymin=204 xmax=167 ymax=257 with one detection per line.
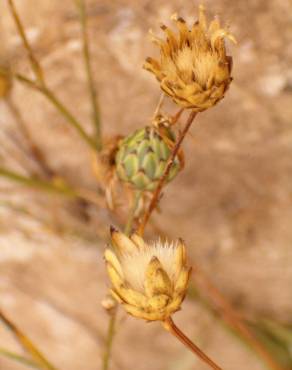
xmin=144 ymin=6 xmax=235 ymax=111
xmin=105 ymin=227 xmax=191 ymax=321
xmin=115 ymin=126 xmax=182 ymax=191
xmin=0 ymin=65 xmax=12 ymax=98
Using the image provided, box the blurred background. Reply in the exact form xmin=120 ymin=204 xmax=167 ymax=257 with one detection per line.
xmin=0 ymin=0 xmax=292 ymax=369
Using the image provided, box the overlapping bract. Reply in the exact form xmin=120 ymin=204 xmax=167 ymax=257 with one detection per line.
xmin=105 ymin=228 xmax=191 ymax=321
xmin=144 ymin=6 xmax=235 ymax=111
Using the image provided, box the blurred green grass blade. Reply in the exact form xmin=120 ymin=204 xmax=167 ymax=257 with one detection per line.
xmin=0 ymin=347 xmax=40 ymax=369
xmin=259 ymin=320 xmax=292 ymax=349
xmin=0 ymin=309 xmax=58 ymax=370
xmin=250 ymin=320 xmax=292 ymax=369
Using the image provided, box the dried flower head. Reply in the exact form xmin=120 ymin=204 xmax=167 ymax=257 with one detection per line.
xmin=105 ymin=227 xmax=191 ymax=321
xmin=144 ymin=6 xmax=236 ymax=111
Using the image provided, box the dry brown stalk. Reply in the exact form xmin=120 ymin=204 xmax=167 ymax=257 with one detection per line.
xmin=163 ymin=317 xmax=223 ymax=370
xmin=137 ymin=110 xmax=197 ymax=235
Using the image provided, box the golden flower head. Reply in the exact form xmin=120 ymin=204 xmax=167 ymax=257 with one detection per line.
xmin=104 ymin=227 xmax=191 ymax=321
xmin=144 ymin=5 xmax=236 ymax=111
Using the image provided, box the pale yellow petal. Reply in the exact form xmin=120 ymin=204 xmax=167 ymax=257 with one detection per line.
xmin=110 ymin=289 xmax=123 ymax=303
xmin=104 ymin=249 xmax=124 ymax=277
xmin=208 ymin=18 xmax=221 ymax=35
xmin=130 ymin=233 xmax=147 ymax=250
xmin=110 ymin=227 xmax=138 ymax=255
xmin=174 ymin=266 xmax=191 ymax=294
xmin=174 ymin=239 xmax=186 ymax=278
xmin=106 ymin=263 xmax=124 ymax=290
xmin=160 ymin=24 xmax=179 ymax=53
xmin=118 ymin=286 xmax=148 ymax=308
xmin=145 ymin=257 xmax=172 ymax=297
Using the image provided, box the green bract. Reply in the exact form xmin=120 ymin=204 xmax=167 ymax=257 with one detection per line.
xmin=115 ymin=127 xmax=181 ymax=191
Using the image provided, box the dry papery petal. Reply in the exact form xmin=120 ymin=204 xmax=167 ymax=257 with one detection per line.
xmin=144 ymin=6 xmax=235 ymax=112
xmin=105 ymin=229 xmax=191 ymax=321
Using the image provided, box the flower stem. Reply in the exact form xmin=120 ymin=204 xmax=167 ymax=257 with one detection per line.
xmin=102 ymin=190 xmax=143 ymax=370
xmin=0 ymin=167 xmax=75 ymax=196
xmin=102 ymin=309 xmax=117 ymax=370
xmin=75 ymin=0 xmax=102 ymax=150
xmin=0 ymin=166 xmax=103 ymax=207
xmin=124 ymin=190 xmax=142 ymax=235
xmin=138 ymin=110 xmax=197 ymax=235
xmin=0 ymin=309 xmax=58 ymax=370
xmin=163 ymin=317 xmax=223 ymax=370
xmin=6 ymin=1 xmax=97 ymax=151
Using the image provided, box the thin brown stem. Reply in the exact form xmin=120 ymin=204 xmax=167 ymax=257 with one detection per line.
xmin=7 ymin=0 xmax=44 ymax=84
xmin=138 ymin=110 xmax=197 ymax=235
xmin=163 ymin=317 xmax=223 ymax=370
xmin=193 ymin=267 xmax=285 ymax=370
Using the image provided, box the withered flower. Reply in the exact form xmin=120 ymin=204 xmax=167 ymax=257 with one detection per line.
xmin=144 ymin=6 xmax=236 ymax=111
xmin=104 ymin=227 xmax=191 ymax=321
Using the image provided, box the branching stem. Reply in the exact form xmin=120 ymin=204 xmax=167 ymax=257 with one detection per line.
xmin=138 ymin=110 xmax=197 ymax=235
xmin=7 ymin=0 xmax=97 ymax=150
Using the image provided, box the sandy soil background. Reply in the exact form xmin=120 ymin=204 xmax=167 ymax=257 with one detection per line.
xmin=0 ymin=0 xmax=292 ymax=369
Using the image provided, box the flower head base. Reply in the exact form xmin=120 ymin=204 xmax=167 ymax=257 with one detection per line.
xmin=105 ymin=227 xmax=191 ymax=321
xmin=144 ymin=6 xmax=235 ymax=111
